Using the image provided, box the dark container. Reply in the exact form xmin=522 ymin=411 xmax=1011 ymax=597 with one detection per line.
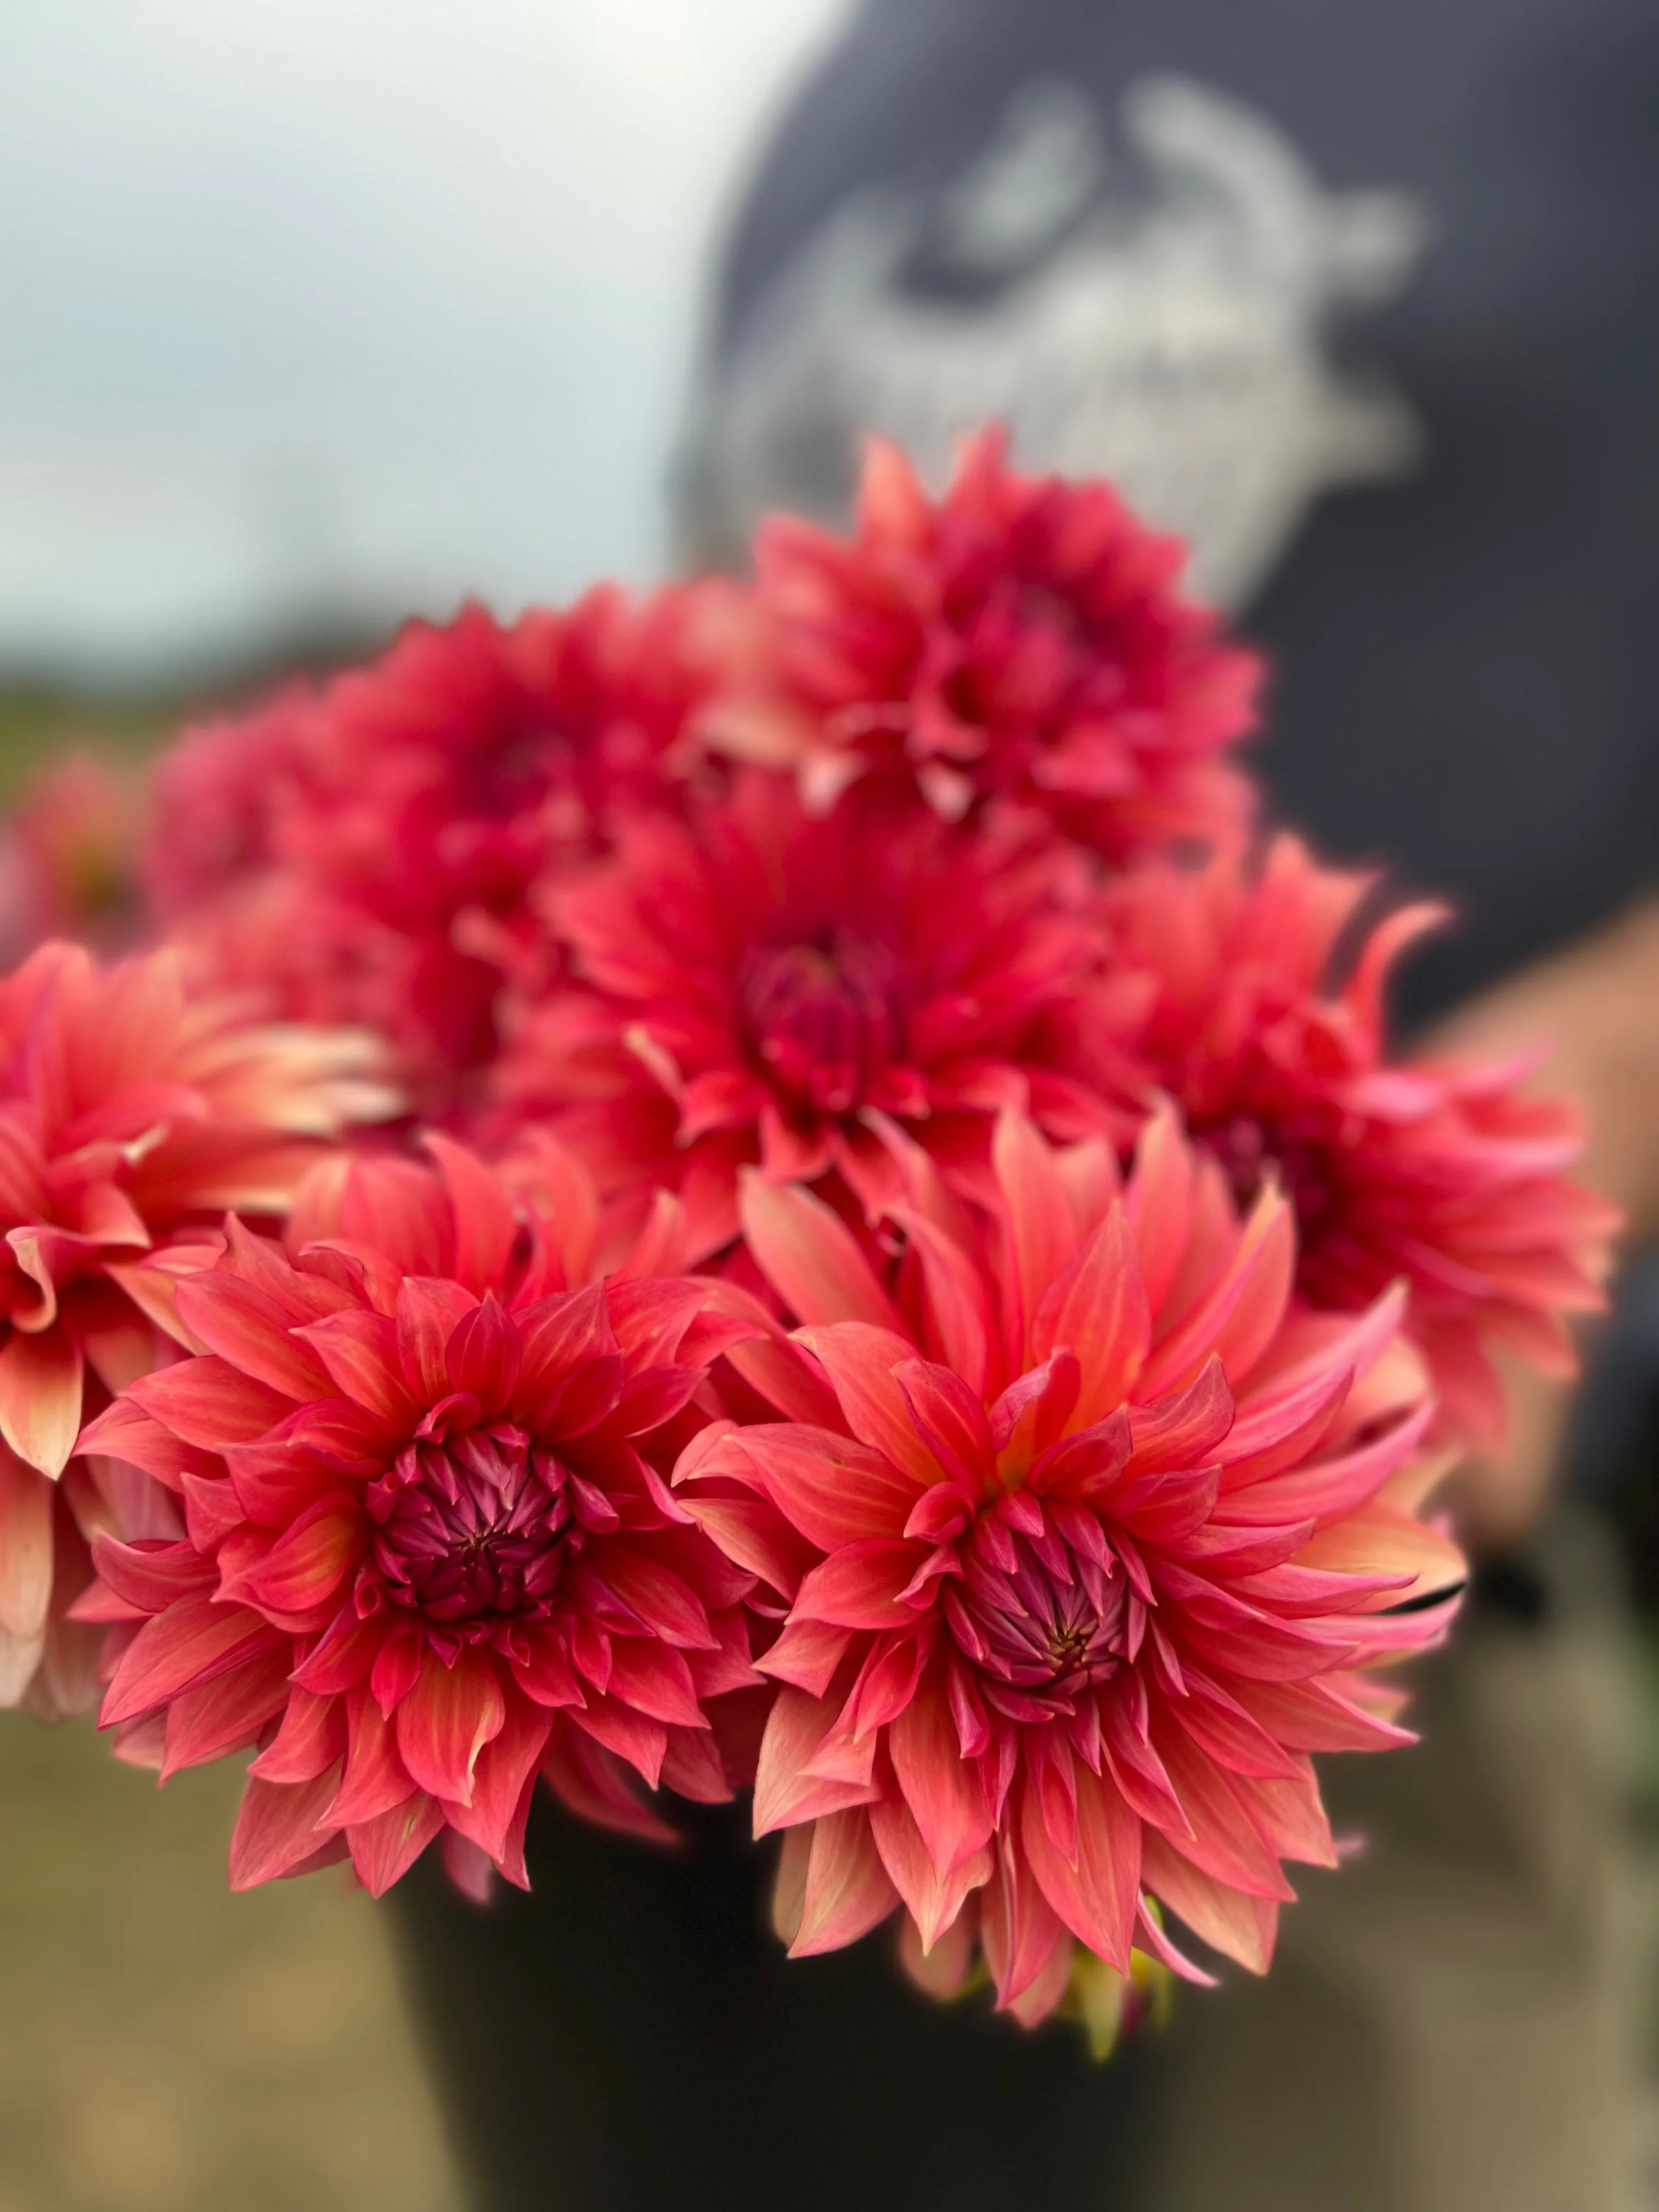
xmin=393 ymin=1795 xmax=1150 ymax=2212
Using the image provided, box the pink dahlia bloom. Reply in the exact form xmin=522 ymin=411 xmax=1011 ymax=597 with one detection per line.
xmin=145 ymin=687 xmax=314 ymax=921
xmin=679 ymin=1109 xmax=1460 ymax=2019
xmin=1098 ymin=838 xmax=1618 ymax=1440
xmin=77 ymin=1138 xmax=763 ymax=1899
xmin=0 ymin=751 xmax=144 ymax=962
xmin=706 ymin=428 xmax=1261 ymax=858
xmin=148 ymin=585 xmax=751 ymax=1115
xmin=494 ymin=771 xmax=1123 ymax=1261
xmin=0 ymin=941 xmax=386 ymax=1714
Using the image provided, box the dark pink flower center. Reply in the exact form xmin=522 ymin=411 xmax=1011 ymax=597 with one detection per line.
xmin=1198 ymin=1110 xmax=1336 ymax=1234
xmin=736 ymin=929 xmax=903 ymax=1116
xmin=359 ymin=1420 xmax=578 ymax=1638
xmin=944 ymin=1513 xmax=1127 ymax=1722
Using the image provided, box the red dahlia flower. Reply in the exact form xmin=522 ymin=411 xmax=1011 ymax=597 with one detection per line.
xmin=148 ymin=585 xmax=751 ymax=1115
xmin=0 ymin=941 xmax=385 ymax=1713
xmin=706 ymin=428 xmax=1261 ymax=857
xmin=77 ymin=1138 xmax=761 ymax=1899
xmin=1098 ymin=839 xmax=1617 ymax=1440
xmin=494 ymin=771 xmax=1125 ymax=1260
xmin=680 ymin=1109 xmax=1460 ymax=2019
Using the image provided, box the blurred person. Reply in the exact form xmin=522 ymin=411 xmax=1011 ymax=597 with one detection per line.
xmin=675 ymin=3 xmax=1659 ymax=2205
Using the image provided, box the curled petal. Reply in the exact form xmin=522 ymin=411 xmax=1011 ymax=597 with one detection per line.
xmin=0 ymin=1326 xmax=83 ymax=1479
xmin=0 ymin=1452 xmax=53 ymax=1643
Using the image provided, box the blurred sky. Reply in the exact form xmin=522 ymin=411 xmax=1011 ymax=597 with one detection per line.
xmin=0 ymin=0 xmax=845 ymax=679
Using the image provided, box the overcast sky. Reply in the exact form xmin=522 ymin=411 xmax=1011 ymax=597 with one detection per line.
xmin=0 ymin=0 xmax=844 ymax=675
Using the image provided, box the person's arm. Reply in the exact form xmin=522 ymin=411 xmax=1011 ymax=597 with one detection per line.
xmin=1425 ymin=896 xmax=1659 ymax=1546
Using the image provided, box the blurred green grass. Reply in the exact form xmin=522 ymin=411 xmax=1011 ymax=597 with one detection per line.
xmin=0 ymin=685 xmax=465 ymax=2212
xmin=0 ymin=1717 xmax=464 ymax=2212
xmin=0 ymin=690 xmax=176 ymax=801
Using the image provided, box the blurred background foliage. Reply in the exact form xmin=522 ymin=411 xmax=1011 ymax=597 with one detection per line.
xmin=0 ymin=1673 xmax=461 ymax=2212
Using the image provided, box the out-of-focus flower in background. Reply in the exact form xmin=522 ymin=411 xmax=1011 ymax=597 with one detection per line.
xmin=704 ymin=432 xmax=1262 ymax=854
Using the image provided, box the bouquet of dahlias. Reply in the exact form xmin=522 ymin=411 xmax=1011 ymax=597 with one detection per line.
xmin=0 ymin=430 xmax=1615 ymax=2061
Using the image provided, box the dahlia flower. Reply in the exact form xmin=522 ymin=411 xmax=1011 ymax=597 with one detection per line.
xmin=0 ymin=940 xmax=387 ymax=1713
xmin=145 ymin=687 xmax=313 ymax=921
xmin=496 ymin=770 xmax=1127 ymax=1259
xmin=704 ymin=428 xmax=1261 ymax=857
xmin=0 ymin=751 xmax=143 ymax=961
xmin=1098 ymin=838 xmax=1617 ymax=1440
xmin=148 ymin=585 xmax=750 ymax=1114
xmin=76 ymin=1138 xmax=763 ymax=1898
xmin=679 ymin=1109 xmax=1460 ymax=2016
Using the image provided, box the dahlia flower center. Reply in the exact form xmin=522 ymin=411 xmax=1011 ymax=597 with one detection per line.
xmin=360 ymin=1420 xmax=576 ymax=1634
xmin=945 ymin=1514 xmax=1128 ymax=1720
xmin=1198 ymin=1111 xmax=1336 ymax=1234
xmin=736 ymin=929 xmax=903 ymax=1116
xmin=454 ymin=718 xmax=556 ymax=822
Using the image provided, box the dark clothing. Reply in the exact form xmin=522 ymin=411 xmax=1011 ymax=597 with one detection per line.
xmin=688 ymin=0 xmax=1659 ymax=1025
xmin=636 ymin=22 xmax=1659 ymax=2212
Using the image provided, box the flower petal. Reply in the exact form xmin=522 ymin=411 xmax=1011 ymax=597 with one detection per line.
xmin=101 ymin=1595 xmax=276 ymax=1728
xmin=1018 ymin=1758 xmax=1142 ymax=1972
xmin=0 ymin=1451 xmax=53 ymax=1641
xmin=1032 ymin=1204 xmax=1152 ymax=1426
xmin=128 ymin=1356 xmax=295 ymax=1451
xmin=1140 ymin=1827 xmax=1278 ymax=1973
xmin=0 ymin=1325 xmax=83 ymax=1479
xmin=228 ymin=1768 xmax=343 ymax=1890
xmin=792 ymin=1539 xmax=928 ymax=1630
xmin=173 ymin=1272 xmax=332 ymax=1403
xmin=888 ymin=1664 xmax=994 ymax=1880
xmin=794 ymin=1323 xmax=937 ymax=1485
xmin=394 ymin=1647 xmax=506 ymax=1809
xmin=295 ymin=1310 xmax=416 ymax=1431
xmin=789 ymin=1808 xmax=900 ymax=1956
xmin=753 ymin=1686 xmax=883 ymax=1835
xmin=395 ymin=1277 xmax=479 ymax=1402
xmin=348 ymin=1793 xmax=446 ymax=1897
xmin=868 ymin=1790 xmax=992 ymax=1953
xmin=735 ymin=1423 xmax=920 ymax=1549
xmin=738 ymin=1172 xmax=904 ymax=1330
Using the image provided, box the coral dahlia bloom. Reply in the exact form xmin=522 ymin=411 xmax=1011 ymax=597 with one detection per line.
xmin=496 ymin=770 xmax=1123 ymax=1260
xmin=148 ymin=585 xmax=751 ymax=1114
xmin=1098 ymin=838 xmax=1618 ymax=1440
xmin=0 ymin=940 xmax=385 ymax=1713
xmin=680 ymin=1109 xmax=1460 ymax=2018
xmin=0 ymin=751 xmax=144 ymax=962
xmin=77 ymin=1139 xmax=761 ymax=1898
xmin=706 ymin=428 xmax=1261 ymax=858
